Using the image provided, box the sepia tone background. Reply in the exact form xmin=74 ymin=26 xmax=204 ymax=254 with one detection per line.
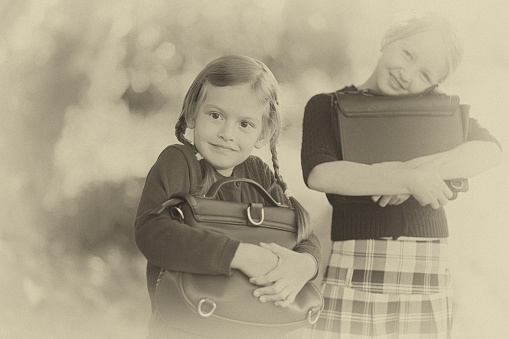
xmin=0 ymin=0 xmax=508 ymax=338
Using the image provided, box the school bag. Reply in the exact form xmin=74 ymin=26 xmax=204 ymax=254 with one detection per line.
xmin=332 ymin=90 xmax=470 ymax=196
xmin=149 ymin=144 xmax=323 ymax=339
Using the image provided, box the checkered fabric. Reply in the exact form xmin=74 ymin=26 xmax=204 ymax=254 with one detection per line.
xmin=307 ymin=239 xmax=452 ymax=339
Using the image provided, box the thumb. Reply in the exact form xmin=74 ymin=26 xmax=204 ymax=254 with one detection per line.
xmin=259 ymin=242 xmax=286 ymax=256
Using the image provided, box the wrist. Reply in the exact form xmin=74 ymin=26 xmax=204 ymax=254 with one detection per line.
xmin=231 ymin=243 xmax=279 ymax=276
xmin=231 ymin=243 xmax=252 ymax=271
xmin=300 ymin=252 xmax=319 ymax=281
xmin=400 ymin=169 xmax=418 ymax=195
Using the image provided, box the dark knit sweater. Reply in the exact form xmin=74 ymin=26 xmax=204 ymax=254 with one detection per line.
xmin=135 ymin=144 xmax=321 ymax=311
xmin=301 ymin=86 xmax=501 ymax=241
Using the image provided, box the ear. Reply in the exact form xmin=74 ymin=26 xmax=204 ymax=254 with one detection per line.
xmin=186 ymin=116 xmax=196 ymax=129
xmin=254 ymin=135 xmax=268 ymax=149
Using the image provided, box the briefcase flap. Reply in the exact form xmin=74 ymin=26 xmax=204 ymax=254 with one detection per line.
xmin=338 ymin=93 xmax=460 ymax=117
xmin=167 ymin=193 xmax=298 ymax=248
xmin=335 ymin=93 xmax=467 ymax=164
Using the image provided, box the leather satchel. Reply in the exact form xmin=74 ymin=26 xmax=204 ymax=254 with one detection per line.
xmin=332 ymin=91 xmax=470 ymax=196
xmin=150 ymin=177 xmax=323 ymax=338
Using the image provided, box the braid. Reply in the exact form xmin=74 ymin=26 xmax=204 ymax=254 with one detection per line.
xmin=269 ymin=141 xmax=311 ymax=242
xmin=270 ymin=142 xmax=288 ymax=191
xmin=175 ymin=115 xmax=193 ymax=147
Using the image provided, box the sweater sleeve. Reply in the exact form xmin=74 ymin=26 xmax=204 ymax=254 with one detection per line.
xmin=467 ymin=118 xmax=502 ymax=150
xmin=301 ymin=93 xmax=342 ymax=186
xmin=134 ymin=146 xmax=240 ymax=275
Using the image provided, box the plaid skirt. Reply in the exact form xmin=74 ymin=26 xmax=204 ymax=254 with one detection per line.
xmin=307 ymin=239 xmax=452 ymax=339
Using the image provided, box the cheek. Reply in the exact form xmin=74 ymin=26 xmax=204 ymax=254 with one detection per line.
xmin=409 ymin=83 xmax=430 ymax=94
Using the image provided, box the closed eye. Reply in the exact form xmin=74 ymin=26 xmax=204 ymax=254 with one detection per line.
xmin=421 ymin=72 xmax=432 ymax=84
xmin=403 ymin=49 xmax=413 ymax=59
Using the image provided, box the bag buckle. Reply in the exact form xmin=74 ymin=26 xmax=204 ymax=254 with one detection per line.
xmin=247 ymin=203 xmax=264 ymax=225
xmin=197 ymin=298 xmax=217 ymax=317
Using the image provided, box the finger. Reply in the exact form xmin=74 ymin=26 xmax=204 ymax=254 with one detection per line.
xmin=372 ymin=195 xmax=381 ymax=203
xmin=253 ymin=284 xmax=279 ymax=299
xmin=254 ymin=284 xmax=289 ymax=303
xmin=274 ymin=292 xmax=296 ymax=308
xmin=388 ymin=195 xmax=400 ymax=205
xmin=259 ymin=289 xmax=289 ymax=303
xmin=430 ymin=200 xmax=440 ymax=209
xmin=443 ymin=187 xmax=454 ymax=200
xmin=378 ymin=195 xmax=391 ymax=207
xmin=250 ymin=262 xmax=283 ymax=285
xmin=259 ymin=242 xmax=288 ymax=256
xmin=394 ymin=198 xmax=405 ymax=206
xmin=250 ymin=273 xmax=276 ymax=286
xmin=438 ymin=195 xmax=449 ymax=207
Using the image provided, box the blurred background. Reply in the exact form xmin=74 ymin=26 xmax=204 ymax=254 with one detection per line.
xmin=0 ymin=0 xmax=507 ymax=338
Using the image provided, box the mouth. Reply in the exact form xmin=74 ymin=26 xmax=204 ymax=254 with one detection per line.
xmin=389 ymin=73 xmax=406 ymax=91
xmin=210 ymin=143 xmax=237 ymax=152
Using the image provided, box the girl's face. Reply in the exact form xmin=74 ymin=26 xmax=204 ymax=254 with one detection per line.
xmin=371 ymin=30 xmax=449 ymax=95
xmin=188 ymin=83 xmax=268 ymax=177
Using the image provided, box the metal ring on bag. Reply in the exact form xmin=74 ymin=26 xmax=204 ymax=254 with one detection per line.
xmin=247 ymin=206 xmax=264 ymax=225
xmin=450 ymin=179 xmax=464 ymax=190
xmin=307 ymin=309 xmax=320 ymax=324
xmin=172 ymin=206 xmax=185 ymax=222
xmin=197 ymin=298 xmax=217 ymax=317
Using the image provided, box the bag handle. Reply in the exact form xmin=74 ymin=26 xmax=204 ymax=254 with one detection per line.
xmin=206 ymin=177 xmax=281 ymax=207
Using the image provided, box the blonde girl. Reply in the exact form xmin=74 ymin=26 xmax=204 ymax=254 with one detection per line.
xmin=135 ymin=55 xmax=320 ymax=338
xmin=301 ymin=13 xmax=502 ymax=338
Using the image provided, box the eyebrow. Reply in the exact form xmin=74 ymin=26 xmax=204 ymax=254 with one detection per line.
xmin=202 ymin=104 xmax=263 ymax=122
xmin=202 ymin=103 xmax=222 ymax=110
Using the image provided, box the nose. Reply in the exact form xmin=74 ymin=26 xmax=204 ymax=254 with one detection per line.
xmin=399 ymin=68 xmax=412 ymax=83
xmin=400 ymin=63 xmax=419 ymax=84
xmin=218 ymin=122 xmax=234 ymax=141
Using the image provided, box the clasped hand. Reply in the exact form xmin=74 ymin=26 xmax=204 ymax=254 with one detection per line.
xmin=248 ymin=243 xmax=316 ymax=308
xmin=372 ymin=157 xmax=453 ymax=209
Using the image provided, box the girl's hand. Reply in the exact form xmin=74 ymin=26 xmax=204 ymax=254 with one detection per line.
xmin=249 ymin=243 xmax=317 ymax=308
xmin=410 ymin=156 xmax=453 ymax=209
xmin=231 ymin=243 xmax=279 ymax=277
xmin=372 ymin=194 xmax=411 ymax=207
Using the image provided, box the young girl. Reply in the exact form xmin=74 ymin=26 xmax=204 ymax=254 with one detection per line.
xmin=301 ymin=13 xmax=503 ymax=338
xmin=135 ymin=55 xmax=320 ymax=338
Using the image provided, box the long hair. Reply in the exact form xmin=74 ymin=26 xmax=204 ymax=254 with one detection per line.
xmin=381 ymin=12 xmax=463 ymax=82
xmin=174 ymin=55 xmax=311 ymax=241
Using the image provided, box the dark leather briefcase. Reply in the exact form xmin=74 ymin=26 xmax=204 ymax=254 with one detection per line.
xmin=332 ymin=91 xmax=470 ymax=195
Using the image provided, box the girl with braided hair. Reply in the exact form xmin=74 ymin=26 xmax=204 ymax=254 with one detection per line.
xmin=135 ymin=55 xmax=320 ymax=338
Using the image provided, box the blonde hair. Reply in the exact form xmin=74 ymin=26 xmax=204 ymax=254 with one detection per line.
xmin=175 ymin=55 xmax=311 ymax=241
xmin=381 ymin=13 xmax=463 ymax=82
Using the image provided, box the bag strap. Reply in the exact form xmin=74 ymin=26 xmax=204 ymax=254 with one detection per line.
xmin=150 ymin=174 xmax=282 ymax=216
xmin=206 ymin=177 xmax=280 ymax=206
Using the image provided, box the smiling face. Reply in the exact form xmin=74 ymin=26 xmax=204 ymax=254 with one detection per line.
xmin=368 ymin=30 xmax=449 ymax=95
xmin=188 ymin=83 xmax=268 ymax=177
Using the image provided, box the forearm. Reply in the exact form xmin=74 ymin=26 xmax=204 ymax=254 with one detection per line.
xmin=435 ymin=141 xmax=503 ymax=179
xmin=135 ymin=213 xmax=239 ymax=275
xmin=307 ymin=160 xmax=415 ymax=196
